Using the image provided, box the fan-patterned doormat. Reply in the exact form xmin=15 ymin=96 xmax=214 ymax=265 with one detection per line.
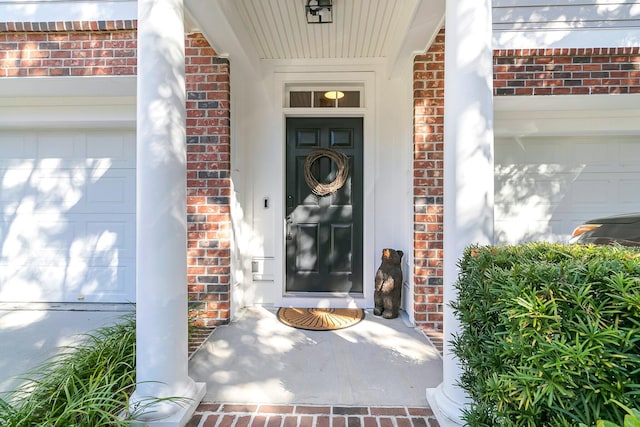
xmin=277 ymin=307 xmax=364 ymax=331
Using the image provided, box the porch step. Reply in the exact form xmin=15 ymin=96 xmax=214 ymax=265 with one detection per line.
xmin=186 ymin=403 xmax=440 ymax=427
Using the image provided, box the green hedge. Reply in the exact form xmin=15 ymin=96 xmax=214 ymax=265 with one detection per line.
xmin=452 ymin=243 xmax=640 ymax=427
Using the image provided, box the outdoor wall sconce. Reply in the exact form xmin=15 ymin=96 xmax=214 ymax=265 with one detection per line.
xmin=306 ymin=0 xmax=333 ymax=24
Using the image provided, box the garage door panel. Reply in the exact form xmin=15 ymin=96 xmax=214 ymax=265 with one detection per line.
xmin=0 ymin=129 xmax=136 ymax=304
xmin=494 ymin=141 xmax=525 ymax=164
xmin=1 ymin=178 xmax=134 ymax=215
xmin=495 ymin=169 xmax=582 ymax=206
xmin=36 ymin=134 xmax=84 ymax=159
xmin=2 ymin=217 xmax=78 ymax=256
xmin=0 ymin=131 xmax=135 ymax=167
xmin=571 ymin=141 xmax=615 ymax=167
xmin=1 ymin=214 xmax=134 ymax=252
xmin=619 ymin=141 xmax=640 ymax=168
xmin=525 ymin=141 xmax=566 ymax=164
xmin=85 ymin=218 xmax=135 ymax=258
xmin=1 ymin=168 xmax=134 ymax=214
xmin=85 ymin=132 xmax=136 ymax=168
xmin=0 ymin=133 xmax=34 ymax=160
xmin=85 ymin=170 xmax=135 ymax=213
xmin=0 ymin=264 xmax=134 ymax=303
xmin=495 ymin=218 xmax=561 ymax=245
xmin=495 ymin=135 xmax=640 ymax=244
xmin=569 ymin=179 xmax=610 ymax=205
xmin=620 ymin=179 xmax=640 ymax=204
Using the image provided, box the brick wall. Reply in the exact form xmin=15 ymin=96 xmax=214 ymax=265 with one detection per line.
xmin=413 ymin=33 xmax=640 ymax=333
xmin=413 ymin=29 xmax=445 ymax=332
xmin=0 ymin=22 xmax=231 ymax=327
xmin=494 ymin=47 xmax=640 ymax=95
xmin=0 ymin=21 xmax=137 ymax=76
xmin=185 ymin=34 xmax=232 ymax=327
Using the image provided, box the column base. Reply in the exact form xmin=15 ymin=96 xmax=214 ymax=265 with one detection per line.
xmin=131 ymin=382 xmax=206 ymax=427
xmin=426 ymin=383 xmax=466 ymax=427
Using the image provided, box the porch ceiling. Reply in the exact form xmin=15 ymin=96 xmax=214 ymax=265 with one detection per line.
xmin=222 ymin=0 xmax=418 ymax=60
xmin=185 ymin=0 xmax=444 ymax=75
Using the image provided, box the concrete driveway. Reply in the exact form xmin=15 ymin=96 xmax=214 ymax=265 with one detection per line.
xmin=0 ymin=304 xmax=133 ymax=396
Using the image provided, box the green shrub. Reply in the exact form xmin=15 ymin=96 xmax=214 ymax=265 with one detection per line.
xmin=0 ymin=315 xmax=138 ymax=426
xmin=581 ymin=402 xmax=640 ymax=427
xmin=452 ymin=243 xmax=640 ymax=427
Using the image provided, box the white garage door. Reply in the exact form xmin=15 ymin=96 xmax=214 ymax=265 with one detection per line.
xmin=495 ymin=135 xmax=640 ymax=245
xmin=0 ymin=129 xmax=136 ymax=303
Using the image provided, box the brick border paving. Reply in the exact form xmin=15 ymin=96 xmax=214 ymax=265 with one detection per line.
xmin=187 ymin=404 xmax=440 ymax=427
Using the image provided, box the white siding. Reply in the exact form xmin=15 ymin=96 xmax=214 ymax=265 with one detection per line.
xmin=0 ymin=0 xmax=137 ymax=22
xmin=493 ymin=0 xmax=640 ymax=48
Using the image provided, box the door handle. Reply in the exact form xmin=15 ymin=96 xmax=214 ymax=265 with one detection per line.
xmin=286 ymin=215 xmax=293 ymax=240
xmin=287 ymin=194 xmax=295 ymax=209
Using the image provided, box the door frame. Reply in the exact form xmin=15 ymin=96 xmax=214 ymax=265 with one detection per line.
xmin=284 ymin=117 xmax=364 ymax=295
xmin=274 ymin=71 xmax=375 ymax=309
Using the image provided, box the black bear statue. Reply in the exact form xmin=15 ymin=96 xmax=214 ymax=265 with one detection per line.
xmin=374 ymin=248 xmax=403 ymax=319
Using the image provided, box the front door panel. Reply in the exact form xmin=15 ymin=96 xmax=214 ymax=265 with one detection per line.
xmin=285 ymin=118 xmax=363 ymax=293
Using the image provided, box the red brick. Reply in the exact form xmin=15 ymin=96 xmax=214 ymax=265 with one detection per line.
xmin=407 ymin=408 xmax=434 ymax=417
xmin=251 ymin=415 xmax=267 ymax=427
xmin=259 ymin=405 xmax=295 ymax=414
xmin=295 ymin=406 xmax=331 ymax=415
xmin=283 ymin=415 xmax=299 ymax=427
xmin=218 ymin=415 xmax=237 ymax=427
xmin=333 ymin=417 xmax=347 ymax=427
xmin=371 ymin=408 xmax=407 ymax=416
xmin=317 ymin=416 xmax=331 ymax=427
xmin=203 ymin=414 xmax=221 ymax=427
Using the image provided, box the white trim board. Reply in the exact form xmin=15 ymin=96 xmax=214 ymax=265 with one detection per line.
xmin=0 ymin=76 xmax=136 ymax=128
xmin=494 ymin=94 xmax=640 ymax=137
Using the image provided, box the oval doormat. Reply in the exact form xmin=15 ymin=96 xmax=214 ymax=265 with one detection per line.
xmin=277 ymin=307 xmax=364 ymax=331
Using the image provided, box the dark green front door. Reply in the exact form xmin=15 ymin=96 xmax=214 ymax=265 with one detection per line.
xmin=285 ymin=117 xmax=363 ymax=293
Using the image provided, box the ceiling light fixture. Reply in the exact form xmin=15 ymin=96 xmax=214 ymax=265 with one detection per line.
xmin=305 ymin=0 xmax=333 ymax=24
xmin=324 ymin=90 xmax=344 ymax=100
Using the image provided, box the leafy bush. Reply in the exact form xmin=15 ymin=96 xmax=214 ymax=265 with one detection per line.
xmin=581 ymin=402 xmax=640 ymax=427
xmin=452 ymin=243 xmax=640 ymax=426
xmin=0 ymin=315 xmax=138 ymax=426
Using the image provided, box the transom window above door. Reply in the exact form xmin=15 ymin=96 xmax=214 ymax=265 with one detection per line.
xmin=285 ymin=86 xmax=363 ymax=108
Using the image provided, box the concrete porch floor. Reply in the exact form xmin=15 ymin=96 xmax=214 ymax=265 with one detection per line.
xmin=0 ymin=305 xmax=444 ymax=426
xmin=189 ymin=306 xmax=443 ymax=407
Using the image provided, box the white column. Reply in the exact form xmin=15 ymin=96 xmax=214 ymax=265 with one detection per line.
xmin=131 ymin=0 xmax=205 ymax=424
xmin=426 ymin=0 xmax=494 ymax=425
